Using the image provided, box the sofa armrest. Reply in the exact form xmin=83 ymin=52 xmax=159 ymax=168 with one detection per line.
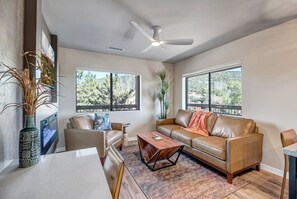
xmin=226 ymin=133 xmax=263 ymax=173
xmin=111 ymin=122 xmax=124 ymax=132
xmin=156 ymin=118 xmax=175 ymax=126
xmin=64 ymin=128 xmax=107 ymax=158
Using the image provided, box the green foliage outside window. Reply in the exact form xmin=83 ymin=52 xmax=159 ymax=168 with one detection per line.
xmin=211 ymin=68 xmax=242 ymax=106
xmin=76 ymin=70 xmax=139 ymax=112
xmin=186 ymin=67 xmax=242 ymax=115
xmin=76 ymin=71 xmax=110 ymax=106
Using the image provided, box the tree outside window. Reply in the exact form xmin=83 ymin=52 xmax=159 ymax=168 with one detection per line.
xmin=186 ymin=67 xmax=242 ymax=116
xmin=76 ymin=70 xmax=140 ymax=113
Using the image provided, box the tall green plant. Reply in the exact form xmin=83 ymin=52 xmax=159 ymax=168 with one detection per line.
xmin=156 ymin=70 xmax=169 ymax=119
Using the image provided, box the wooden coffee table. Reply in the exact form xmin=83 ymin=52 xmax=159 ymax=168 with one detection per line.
xmin=137 ymin=132 xmax=184 ymax=171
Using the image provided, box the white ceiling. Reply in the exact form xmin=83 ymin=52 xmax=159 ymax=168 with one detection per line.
xmin=42 ymin=0 xmax=297 ymax=63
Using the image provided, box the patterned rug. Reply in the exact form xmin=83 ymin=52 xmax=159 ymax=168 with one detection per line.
xmin=120 ymin=144 xmax=250 ymax=199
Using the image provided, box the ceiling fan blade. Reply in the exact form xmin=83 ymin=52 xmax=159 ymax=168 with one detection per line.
xmin=160 ymin=39 xmax=194 ymax=45
xmin=141 ymin=45 xmax=153 ymax=53
xmin=129 ymin=21 xmax=154 ymax=41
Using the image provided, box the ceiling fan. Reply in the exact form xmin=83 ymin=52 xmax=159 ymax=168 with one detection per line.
xmin=129 ymin=21 xmax=194 ymax=52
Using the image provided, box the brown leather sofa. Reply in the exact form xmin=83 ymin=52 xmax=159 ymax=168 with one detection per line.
xmin=64 ymin=115 xmax=124 ymax=162
xmin=156 ymin=109 xmax=263 ymax=184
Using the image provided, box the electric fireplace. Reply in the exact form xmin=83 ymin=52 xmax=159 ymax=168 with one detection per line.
xmin=40 ymin=112 xmax=58 ymax=155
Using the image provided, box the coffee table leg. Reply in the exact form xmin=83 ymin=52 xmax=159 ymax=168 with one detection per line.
xmin=167 ymin=145 xmax=184 ymax=165
xmin=152 ymin=151 xmax=161 ymax=171
xmin=137 ymin=138 xmax=144 ymax=162
xmin=173 ymin=145 xmax=184 ymax=165
xmin=138 ymin=142 xmax=184 ymax=171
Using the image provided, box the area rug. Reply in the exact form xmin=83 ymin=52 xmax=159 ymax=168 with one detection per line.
xmin=120 ymin=144 xmax=250 ymax=199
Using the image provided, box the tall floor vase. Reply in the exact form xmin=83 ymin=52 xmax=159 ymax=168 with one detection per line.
xmin=19 ymin=115 xmax=40 ymax=168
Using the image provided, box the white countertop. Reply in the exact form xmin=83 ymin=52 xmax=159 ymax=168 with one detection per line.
xmin=283 ymin=142 xmax=297 ymax=158
xmin=0 ymin=148 xmax=112 ymax=199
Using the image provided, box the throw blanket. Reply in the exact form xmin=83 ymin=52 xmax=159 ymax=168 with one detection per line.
xmin=183 ymin=111 xmax=211 ymax=136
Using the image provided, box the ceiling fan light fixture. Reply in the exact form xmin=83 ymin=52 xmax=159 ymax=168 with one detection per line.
xmin=152 ymin=41 xmax=160 ymax=46
xmin=130 ymin=21 xmax=194 ymax=53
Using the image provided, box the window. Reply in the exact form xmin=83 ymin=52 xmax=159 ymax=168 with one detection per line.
xmin=186 ymin=67 xmax=242 ymax=116
xmin=76 ymin=69 xmax=140 ymax=113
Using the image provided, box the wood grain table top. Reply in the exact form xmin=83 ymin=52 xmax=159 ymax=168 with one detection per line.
xmin=137 ymin=132 xmax=184 ymax=150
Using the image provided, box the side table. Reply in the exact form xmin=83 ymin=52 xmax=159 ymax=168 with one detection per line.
xmin=123 ymin=123 xmax=131 ymax=147
xmin=283 ymin=142 xmax=297 ymax=199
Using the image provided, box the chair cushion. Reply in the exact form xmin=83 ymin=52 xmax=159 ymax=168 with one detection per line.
xmin=107 ymin=130 xmax=123 ymax=147
xmin=157 ymin=125 xmax=181 ymax=137
xmin=175 ymin=109 xmax=193 ymax=128
xmin=171 ymin=129 xmax=203 ymax=146
xmin=192 ymin=136 xmax=226 ymax=161
xmin=69 ymin=116 xmax=93 ymax=129
xmin=211 ymin=115 xmax=256 ymax=138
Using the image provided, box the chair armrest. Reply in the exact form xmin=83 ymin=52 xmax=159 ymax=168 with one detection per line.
xmin=156 ymin=118 xmax=175 ymax=126
xmin=111 ymin=123 xmax=124 ymax=132
xmin=226 ymin=133 xmax=263 ymax=173
xmin=64 ymin=128 xmax=107 ymax=158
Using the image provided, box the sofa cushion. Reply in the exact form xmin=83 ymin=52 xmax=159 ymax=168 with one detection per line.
xmin=192 ymin=136 xmax=226 ymax=161
xmin=69 ymin=116 xmax=93 ymax=129
xmin=171 ymin=129 xmax=203 ymax=146
xmin=157 ymin=125 xmax=181 ymax=137
xmin=210 ymin=115 xmax=256 ymax=138
xmin=207 ymin=113 xmax=217 ymax=133
xmin=106 ymin=130 xmax=123 ymax=147
xmin=175 ymin=109 xmax=193 ymax=127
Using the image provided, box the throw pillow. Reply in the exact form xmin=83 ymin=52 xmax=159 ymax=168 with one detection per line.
xmin=94 ymin=113 xmax=112 ymax=131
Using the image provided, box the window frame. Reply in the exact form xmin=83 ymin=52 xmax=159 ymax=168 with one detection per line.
xmin=185 ymin=66 xmax=242 ymax=116
xmin=75 ymin=69 xmax=141 ymax=113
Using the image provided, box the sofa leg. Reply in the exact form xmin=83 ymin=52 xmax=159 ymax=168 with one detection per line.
xmin=118 ymin=144 xmax=123 ymax=151
xmin=255 ymin=164 xmax=260 ymax=171
xmin=227 ymin=173 xmax=233 ymax=184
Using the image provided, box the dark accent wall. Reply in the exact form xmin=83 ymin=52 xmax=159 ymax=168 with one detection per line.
xmin=23 ymin=0 xmax=60 ymax=152
xmin=51 ymin=35 xmax=58 ymax=103
xmin=23 ymin=0 xmax=37 ymax=78
xmin=23 ymin=0 xmax=58 ymax=103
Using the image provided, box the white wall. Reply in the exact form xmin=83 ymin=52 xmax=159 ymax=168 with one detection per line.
xmin=174 ymin=19 xmax=297 ymax=171
xmin=0 ymin=0 xmax=23 ymax=172
xmin=58 ymin=47 xmax=173 ymax=148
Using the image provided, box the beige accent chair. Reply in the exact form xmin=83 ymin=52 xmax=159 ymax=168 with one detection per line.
xmin=64 ymin=115 xmax=124 ymax=163
xmin=280 ymin=129 xmax=297 ymax=199
xmin=103 ymin=144 xmax=124 ymax=199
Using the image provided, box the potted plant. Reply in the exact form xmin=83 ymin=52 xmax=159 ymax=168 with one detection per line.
xmin=0 ymin=51 xmax=55 ymax=168
xmin=156 ymin=70 xmax=169 ymax=119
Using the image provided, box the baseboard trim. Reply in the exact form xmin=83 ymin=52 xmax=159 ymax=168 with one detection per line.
xmin=55 ymin=147 xmax=66 ymax=153
xmin=260 ymin=163 xmax=287 ymax=178
xmin=128 ymin=137 xmax=137 ymax=142
xmin=0 ymin=159 xmax=14 ymax=173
